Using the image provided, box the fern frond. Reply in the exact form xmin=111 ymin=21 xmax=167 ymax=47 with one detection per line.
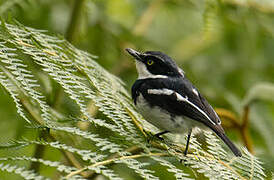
xmin=12 ymin=22 xmax=142 ymax=143
xmin=0 ymin=41 xmax=52 ymax=125
xmin=204 ymin=131 xmax=227 ymax=158
xmin=15 ymin=140 xmax=106 ymax=163
xmin=116 ymin=158 xmax=158 ymax=180
xmin=0 ymin=156 xmax=77 ymax=174
xmin=0 ymin=163 xmax=49 ymax=180
xmin=51 ymin=126 xmax=125 ymax=153
xmin=0 ymin=69 xmax=30 ymax=122
xmin=5 ymin=140 xmax=122 ymax=179
xmin=151 ymin=156 xmax=192 ymax=180
xmin=230 ymin=148 xmax=266 ymax=180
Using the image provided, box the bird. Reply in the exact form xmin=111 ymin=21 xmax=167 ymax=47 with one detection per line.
xmin=125 ymin=48 xmax=242 ymax=157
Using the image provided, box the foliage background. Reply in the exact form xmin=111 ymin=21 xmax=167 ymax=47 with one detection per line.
xmin=0 ymin=0 xmax=274 ymax=179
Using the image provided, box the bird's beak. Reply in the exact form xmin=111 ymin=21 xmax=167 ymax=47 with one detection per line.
xmin=125 ymin=48 xmax=143 ymax=62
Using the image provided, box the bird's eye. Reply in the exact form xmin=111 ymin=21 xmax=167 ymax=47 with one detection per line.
xmin=147 ymin=60 xmax=154 ymax=65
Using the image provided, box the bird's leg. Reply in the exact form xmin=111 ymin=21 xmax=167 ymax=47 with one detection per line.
xmin=154 ymin=130 xmax=170 ymax=141
xmin=184 ymin=129 xmax=192 ymax=156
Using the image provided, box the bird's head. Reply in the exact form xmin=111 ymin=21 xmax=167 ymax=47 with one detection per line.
xmin=126 ymin=48 xmax=184 ymax=79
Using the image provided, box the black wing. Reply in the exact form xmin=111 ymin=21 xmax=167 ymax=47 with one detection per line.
xmin=133 ymin=77 xmax=242 ymax=157
xmin=135 ymin=77 xmax=222 ymax=128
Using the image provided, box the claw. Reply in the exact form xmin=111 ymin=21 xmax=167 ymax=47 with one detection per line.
xmin=179 ymin=158 xmax=189 ymax=166
xmin=154 ymin=133 xmax=165 ymax=141
xmin=145 ymin=130 xmax=169 ymax=143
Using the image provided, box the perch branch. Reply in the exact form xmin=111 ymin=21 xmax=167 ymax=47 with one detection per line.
xmin=85 ymin=145 xmax=144 ymax=179
xmin=65 ymin=152 xmax=167 ymax=178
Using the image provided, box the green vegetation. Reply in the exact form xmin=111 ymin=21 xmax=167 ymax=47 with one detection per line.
xmin=0 ymin=0 xmax=273 ymax=179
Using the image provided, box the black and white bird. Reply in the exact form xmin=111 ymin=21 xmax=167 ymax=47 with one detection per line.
xmin=126 ymin=48 xmax=242 ymax=157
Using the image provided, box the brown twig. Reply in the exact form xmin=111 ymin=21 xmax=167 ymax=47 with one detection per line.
xmin=241 ymin=105 xmax=253 ymax=153
xmin=215 ymin=108 xmax=241 ymax=128
xmin=216 ymin=106 xmax=253 ymax=154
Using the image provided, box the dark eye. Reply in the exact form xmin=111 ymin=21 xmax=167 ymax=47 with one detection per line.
xmin=147 ymin=59 xmax=154 ymax=65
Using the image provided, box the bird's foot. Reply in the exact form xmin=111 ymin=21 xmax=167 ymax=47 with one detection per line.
xmin=179 ymin=158 xmax=187 ymax=165
xmin=180 ymin=153 xmax=200 ymax=165
xmin=151 ymin=131 xmax=170 ymax=142
xmin=154 ymin=133 xmax=165 ymax=141
xmin=144 ymin=130 xmax=168 ymax=143
xmin=143 ymin=129 xmax=156 ymax=143
xmin=147 ymin=134 xmax=164 ymax=143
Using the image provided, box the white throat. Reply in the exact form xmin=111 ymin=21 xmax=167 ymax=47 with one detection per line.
xmin=135 ymin=61 xmax=168 ymax=79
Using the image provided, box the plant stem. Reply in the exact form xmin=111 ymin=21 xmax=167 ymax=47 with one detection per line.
xmin=216 ymin=107 xmax=254 ymax=154
xmin=65 ymin=152 xmax=167 ymax=179
xmin=86 ymin=146 xmax=144 ymax=179
xmin=29 ymin=143 xmax=45 ymax=172
xmin=215 ymin=108 xmax=241 ymax=128
xmin=66 ymin=0 xmax=85 ymax=43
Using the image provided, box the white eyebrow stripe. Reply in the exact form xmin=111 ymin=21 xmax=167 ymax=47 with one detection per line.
xmin=147 ymin=88 xmax=216 ymax=125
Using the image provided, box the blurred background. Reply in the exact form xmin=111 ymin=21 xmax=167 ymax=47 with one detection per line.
xmin=0 ymin=0 xmax=274 ymax=178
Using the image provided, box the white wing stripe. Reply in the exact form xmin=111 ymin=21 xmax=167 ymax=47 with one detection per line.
xmin=192 ymin=88 xmax=199 ymax=96
xmin=138 ymin=74 xmax=168 ymax=79
xmin=176 ymin=93 xmax=216 ymax=125
xmin=147 ymin=89 xmax=174 ymax=95
xmin=147 ymin=88 xmax=216 ymax=125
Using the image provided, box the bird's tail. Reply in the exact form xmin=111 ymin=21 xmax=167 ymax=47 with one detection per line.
xmin=214 ymin=129 xmax=242 ymax=157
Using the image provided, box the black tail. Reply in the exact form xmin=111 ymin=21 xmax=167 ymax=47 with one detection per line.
xmin=216 ymin=132 xmax=242 ymax=157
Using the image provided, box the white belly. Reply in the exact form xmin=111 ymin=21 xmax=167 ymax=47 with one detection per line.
xmin=136 ymin=94 xmax=197 ymax=133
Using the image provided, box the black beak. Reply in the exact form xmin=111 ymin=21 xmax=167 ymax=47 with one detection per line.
xmin=125 ymin=48 xmax=143 ymax=62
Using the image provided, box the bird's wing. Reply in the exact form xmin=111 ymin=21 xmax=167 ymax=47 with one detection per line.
xmin=138 ymin=77 xmax=223 ymax=129
xmin=136 ymin=77 xmax=242 ymax=157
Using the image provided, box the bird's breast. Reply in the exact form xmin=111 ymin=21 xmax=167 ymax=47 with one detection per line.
xmin=135 ymin=93 xmax=194 ymax=133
